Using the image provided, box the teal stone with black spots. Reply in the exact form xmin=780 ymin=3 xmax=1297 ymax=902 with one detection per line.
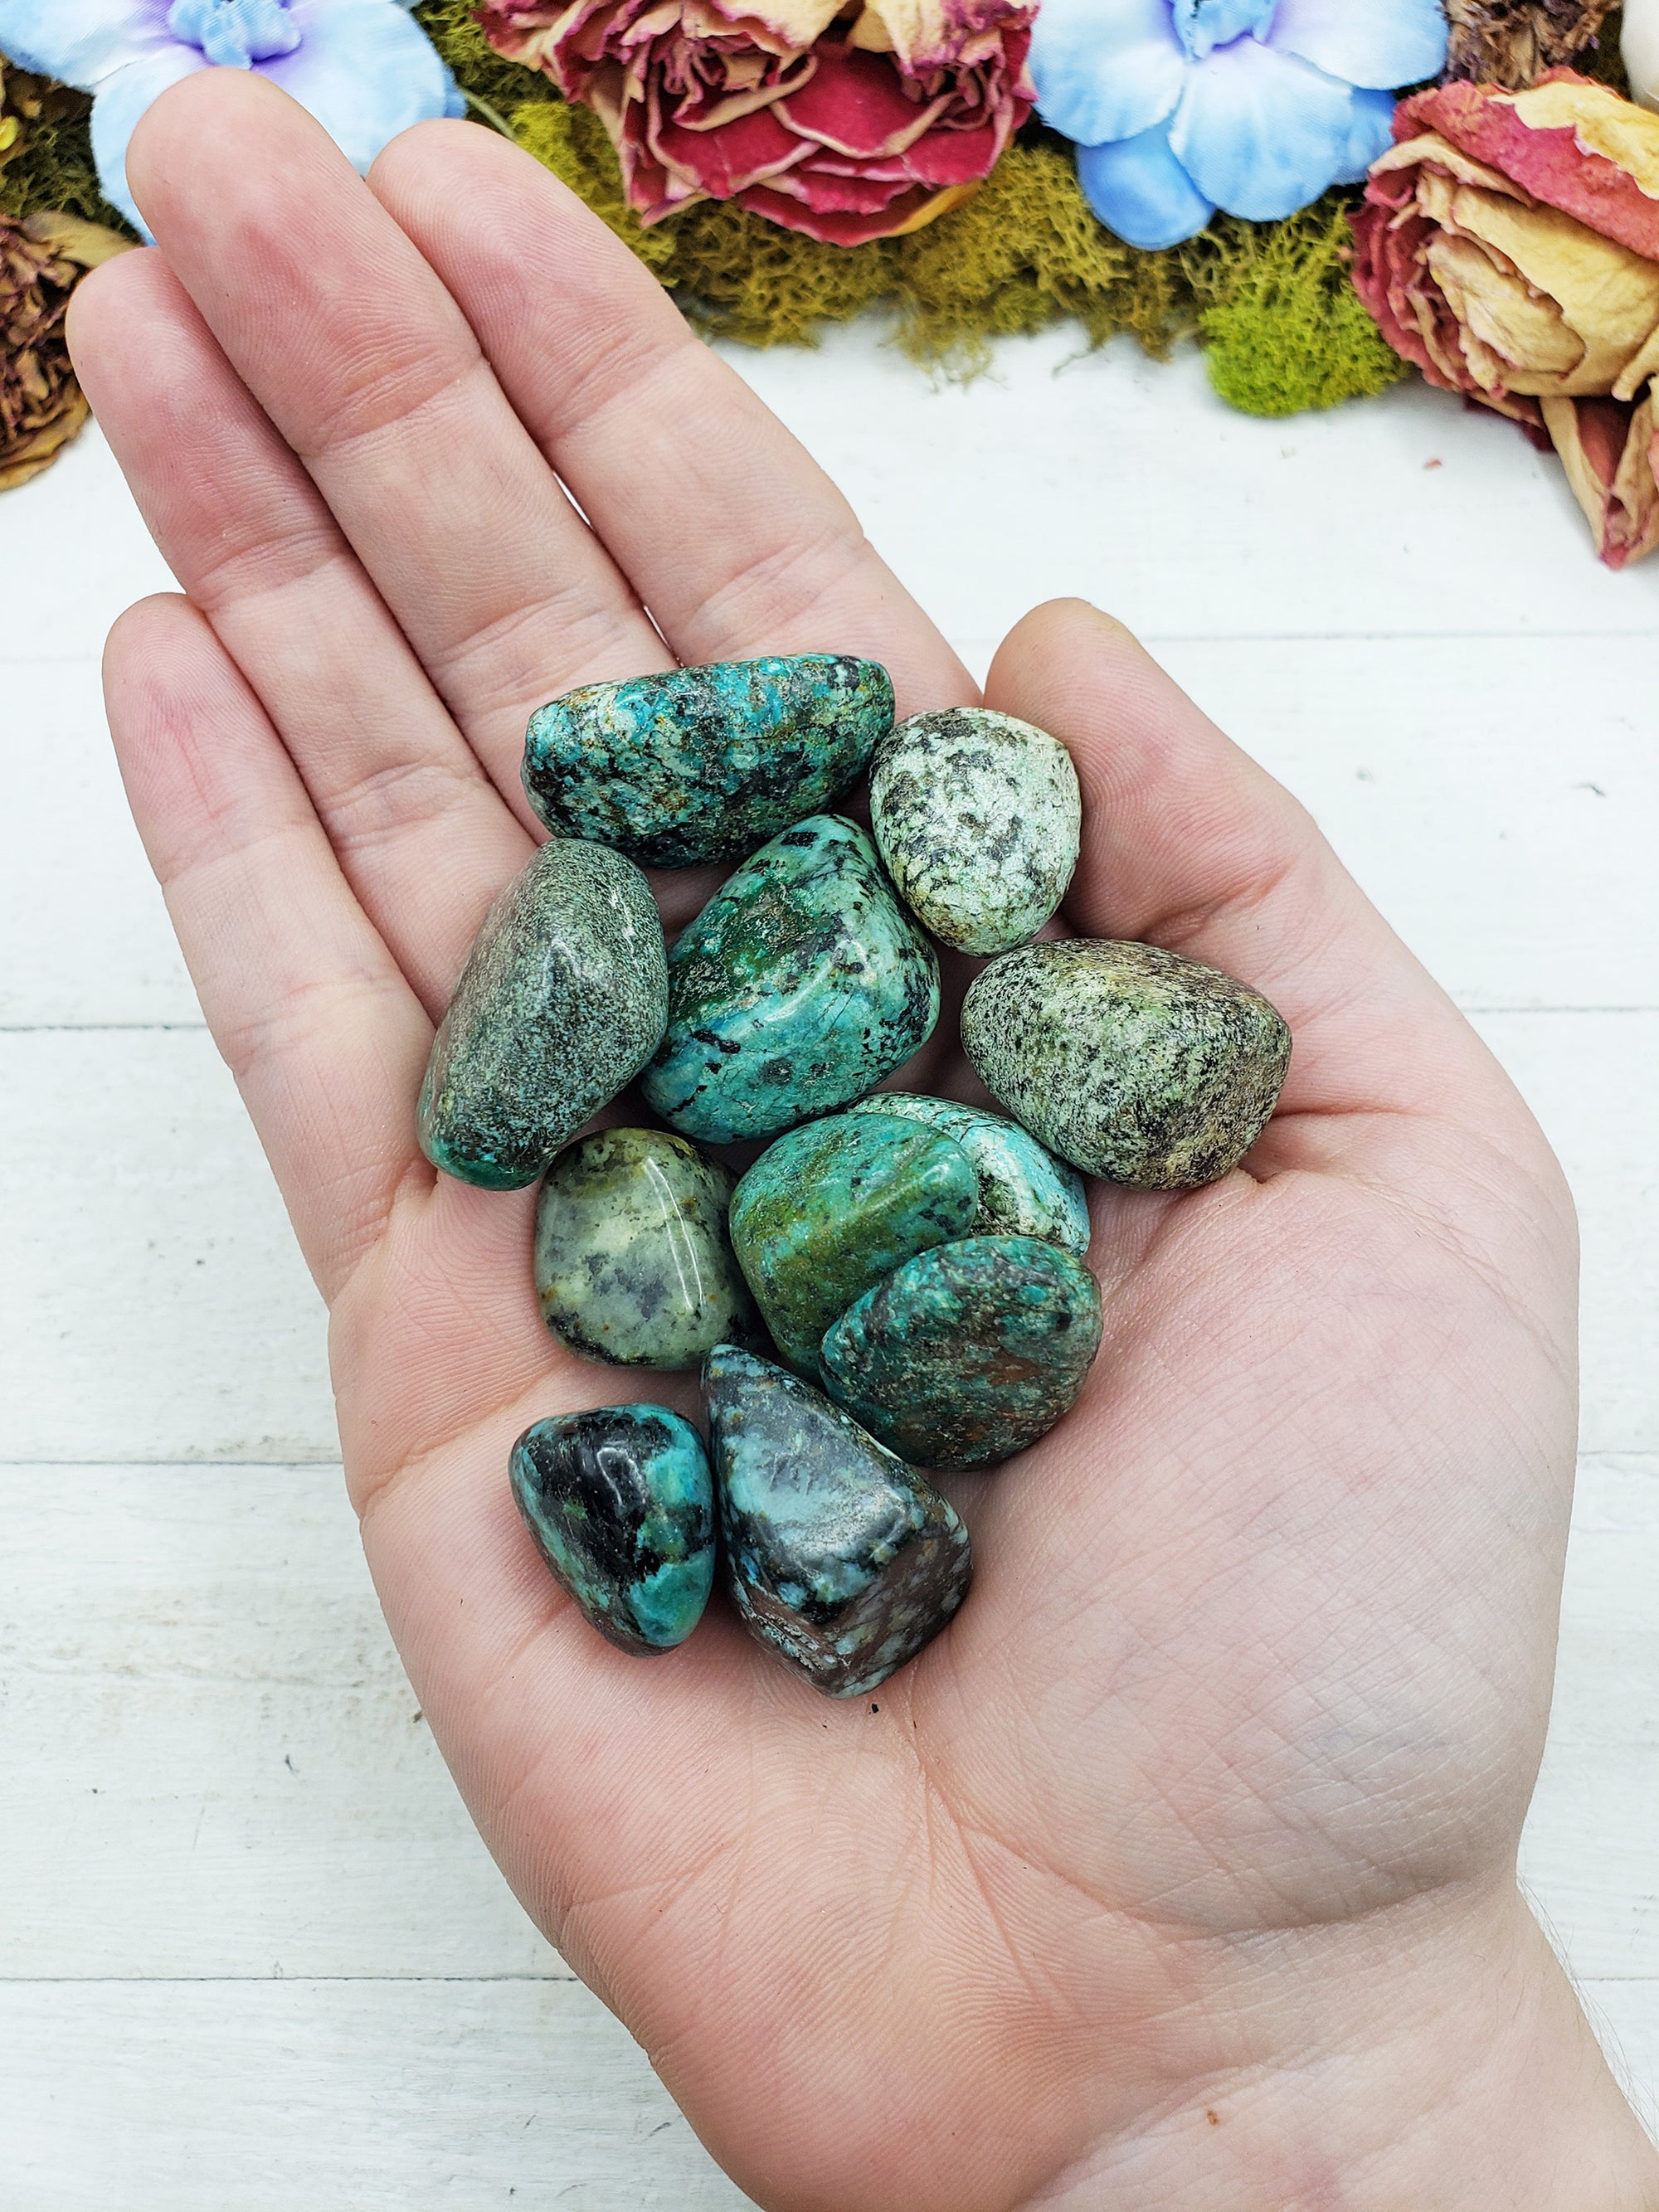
xmin=845 ymin=1092 xmax=1090 ymax=1257
xmin=729 ymin=1111 xmax=980 ymax=1378
xmin=705 ymin=1345 xmax=971 ymax=1699
xmin=417 ymin=839 xmax=668 ymax=1190
xmin=641 ymin=814 xmax=940 ymax=1145
xmin=523 ymin=655 xmax=894 ymax=868
xmin=509 ymin=1405 xmax=716 ymax=1655
xmin=820 ymin=1234 xmax=1103 ymax=1469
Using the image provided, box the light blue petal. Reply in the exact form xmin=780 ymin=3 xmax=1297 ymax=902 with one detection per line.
xmin=90 ymin=43 xmax=209 ymax=237
xmin=1267 ymin=0 xmax=1448 ymax=90
xmin=1077 ymin=122 xmax=1215 ymax=249
xmin=0 ymin=0 xmax=176 ymax=88
xmin=1030 ymin=0 xmax=1185 ymax=147
xmin=1331 ymin=85 xmax=1398 ymax=182
xmin=1172 ymin=0 xmax=1276 ymax=62
xmin=1170 ymin=35 xmax=1357 ymax=221
xmin=258 ymin=0 xmax=465 ymax=173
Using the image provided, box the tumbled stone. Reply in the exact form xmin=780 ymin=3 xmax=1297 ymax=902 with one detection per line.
xmin=523 ymin=655 xmax=894 ymax=868
xmin=730 ymin=1112 xmax=980 ymax=1378
xmin=509 ymin=1405 xmax=716 ymax=1655
xmin=846 ymin=1093 xmax=1091 ymax=1257
xmin=705 ymin=1344 xmax=971 ymax=1698
xmin=869 ymin=707 xmax=1081 ymax=955
xmin=534 ymin=1128 xmax=759 ymax=1370
xmin=961 ymin=940 xmax=1292 ymax=1188
xmin=418 ymin=839 xmax=668 ymax=1189
xmin=820 ymin=1234 xmax=1102 ymax=1469
xmin=641 ymin=814 xmax=940 ymax=1145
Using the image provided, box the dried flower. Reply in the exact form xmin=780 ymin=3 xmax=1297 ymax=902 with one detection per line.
xmin=1441 ymin=1 xmax=1615 ymax=91
xmin=1 ymin=209 xmax=134 ymax=493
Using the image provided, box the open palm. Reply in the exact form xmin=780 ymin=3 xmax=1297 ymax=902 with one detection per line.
xmin=72 ymin=69 xmax=1623 ymax=2211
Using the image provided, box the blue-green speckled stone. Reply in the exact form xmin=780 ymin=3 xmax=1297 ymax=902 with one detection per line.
xmin=705 ymin=1345 xmax=971 ymax=1698
xmin=417 ymin=839 xmax=668 ymax=1189
xmin=534 ymin=1128 xmax=760 ymax=1370
xmin=870 ymin=707 xmax=1081 ymax=953
xmin=820 ymin=1234 xmax=1102 ymax=1469
xmin=845 ymin=1093 xmax=1090 ymax=1257
xmin=641 ymin=815 xmax=940 ymax=1145
xmin=523 ymin=655 xmax=894 ymax=868
xmin=509 ymin=1405 xmax=715 ymax=1655
xmin=961 ymin=940 xmax=1292 ymax=1188
xmin=729 ymin=1111 xmax=979 ymax=1378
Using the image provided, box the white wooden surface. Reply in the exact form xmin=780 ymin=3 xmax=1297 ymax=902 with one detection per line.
xmin=2 ymin=323 xmax=1657 ymax=2205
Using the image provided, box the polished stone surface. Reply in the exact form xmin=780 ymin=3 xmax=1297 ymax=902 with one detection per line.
xmin=534 ymin=1128 xmax=759 ymax=1370
xmin=961 ymin=939 xmax=1292 ymax=1187
xmin=417 ymin=840 xmax=668 ymax=1189
xmin=846 ymin=1092 xmax=1091 ymax=1257
xmin=729 ymin=1111 xmax=979 ymax=1377
xmin=869 ymin=707 xmax=1081 ymax=954
xmin=705 ymin=1344 xmax=971 ymax=1698
xmin=641 ymin=814 xmax=940 ymax=1145
xmin=523 ymin=655 xmax=893 ymax=868
xmin=820 ymin=1234 xmax=1103 ymax=1469
xmin=509 ymin=1405 xmax=716 ymax=1655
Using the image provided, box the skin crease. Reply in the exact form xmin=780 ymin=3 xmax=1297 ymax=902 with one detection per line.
xmin=67 ymin=70 xmax=1659 ymax=2212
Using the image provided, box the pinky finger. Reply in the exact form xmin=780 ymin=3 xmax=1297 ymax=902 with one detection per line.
xmin=105 ymin=594 xmax=434 ymax=1303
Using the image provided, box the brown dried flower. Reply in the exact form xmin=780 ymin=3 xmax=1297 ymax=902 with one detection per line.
xmin=1 ymin=209 xmax=133 ymax=493
xmin=1442 ymin=0 xmax=1618 ymax=89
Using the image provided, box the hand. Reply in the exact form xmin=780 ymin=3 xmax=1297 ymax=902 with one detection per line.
xmin=71 ymin=71 xmax=1659 ymax=2211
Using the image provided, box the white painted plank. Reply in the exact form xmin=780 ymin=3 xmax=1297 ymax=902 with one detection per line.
xmin=1584 ymin=1982 xmax=1659 ymax=2142
xmin=0 ymin=1979 xmax=756 ymax=2211
xmin=2 ymin=423 xmax=174 ymax=662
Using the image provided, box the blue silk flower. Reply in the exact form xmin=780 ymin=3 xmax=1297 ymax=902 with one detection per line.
xmin=1031 ymin=0 xmax=1448 ymax=248
xmin=0 ymin=0 xmax=465 ymax=239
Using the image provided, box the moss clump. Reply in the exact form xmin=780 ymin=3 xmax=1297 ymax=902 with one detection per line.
xmin=0 ymin=69 xmax=124 ymax=230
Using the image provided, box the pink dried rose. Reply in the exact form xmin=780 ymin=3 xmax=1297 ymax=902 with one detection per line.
xmin=480 ymin=0 xmax=1035 ymax=246
xmin=1352 ymin=70 xmax=1659 ymax=566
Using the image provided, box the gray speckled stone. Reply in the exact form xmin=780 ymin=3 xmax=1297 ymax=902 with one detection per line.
xmin=534 ymin=1128 xmax=759 ymax=1370
xmin=870 ymin=707 xmax=1081 ymax=955
xmin=961 ymin=940 xmax=1291 ymax=1189
xmin=845 ymin=1093 xmax=1090 ymax=1257
xmin=706 ymin=1344 xmax=971 ymax=1699
xmin=417 ymin=840 xmax=668 ymax=1189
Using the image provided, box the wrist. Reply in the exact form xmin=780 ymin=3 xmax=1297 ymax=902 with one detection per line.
xmin=1034 ymin=1883 xmax=1659 ymax=2211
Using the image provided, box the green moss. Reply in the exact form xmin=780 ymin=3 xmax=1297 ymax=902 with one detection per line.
xmin=0 ymin=78 xmax=128 ymax=231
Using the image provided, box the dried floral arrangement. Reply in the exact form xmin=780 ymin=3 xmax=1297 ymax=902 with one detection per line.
xmin=2 ymin=0 xmax=1658 ymax=566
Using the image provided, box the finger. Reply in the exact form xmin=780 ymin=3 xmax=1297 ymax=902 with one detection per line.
xmin=985 ymin=601 xmax=1537 ymax=1155
xmin=70 ymin=250 xmax=533 ymax=1017
xmin=367 ymin=122 xmax=975 ymax=710
xmin=124 ymin=71 xmax=672 ymax=792
xmin=105 ymin=594 xmax=431 ymax=1300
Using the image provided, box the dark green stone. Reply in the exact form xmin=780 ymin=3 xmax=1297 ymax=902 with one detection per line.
xmin=820 ymin=1234 xmax=1103 ymax=1469
xmin=960 ymin=939 xmax=1292 ymax=1188
xmin=523 ymin=655 xmax=894 ymax=868
xmin=729 ymin=1112 xmax=980 ymax=1378
xmin=417 ymin=839 xmax=668 ymax=1189
xmin=844 ymin=1093 xmax=1091 ymax=1257
xmin=641 ymin=814 xmax=940 ymax=1145
xmin=534 ymin=1128 xmax=760 ymax=1370
xmin=705 ymin=1345 xmax=971 ymax=1698
xmin=509 ymin=1405 xmax=715 ymax=1655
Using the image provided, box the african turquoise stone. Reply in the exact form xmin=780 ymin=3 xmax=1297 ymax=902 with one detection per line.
xmin=705 ymin=1345 xmax=971 ymax=1698
xmin=641 ymin=815 xmax=940 ymax=1145
xmin=523 ymin=655 xmax=894 ymax=868
xmin=820 ymin=1235 xmax=1103 ymax=1469
xmin=509 ymin=1405 xmax=715 ymax=1655
xmin=845 ymin=1093 xmax=1090 ymax=1258
xmin=961 ymin=940 xmax=1292 ymax=1188
xmin=417 ymin=840 xmax=668 ymax=1189
xmin=534 ymin=1128 xmax=759 ymax=1370
xmin=729 ymin=1111 xmax=980 ymax=1378
xmin=870 ymin=707 xmax=1081 ymax=955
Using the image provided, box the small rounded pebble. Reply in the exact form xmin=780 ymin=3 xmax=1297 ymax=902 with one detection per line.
xmin=510 ymin=1406 xmax=716 ymax=1655
xmin=820 ymin=1234 xmax=1103 ymax=1469
xmin=417 ymin=839 xmax=667 ymax=1190
xmin=961 ymin=939 xmax=1292 ymax=1188
xmin=870 ymin=707 xmax=1081 ymax=954
xmin=846 ymin=1092 xmax=1090 ymax=1257
xmin=534 ymin=1128 xmax=759 ymax=1370
xmin=523 ymin=654 xmax=893 ymax=868
xmin=706 ymin=1344 xmax=971 ymax=1698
